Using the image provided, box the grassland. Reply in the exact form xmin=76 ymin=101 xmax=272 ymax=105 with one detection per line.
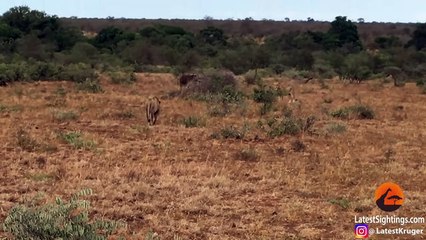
xmin=0 ymin=74 xmax=425 ymax=239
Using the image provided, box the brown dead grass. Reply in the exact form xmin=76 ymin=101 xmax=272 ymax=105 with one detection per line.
xmin=0 ymin=74 xmax=425 ymax=239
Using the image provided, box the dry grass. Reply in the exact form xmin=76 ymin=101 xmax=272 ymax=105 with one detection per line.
xmin=0 ymin=75 xmax=425 ymax=239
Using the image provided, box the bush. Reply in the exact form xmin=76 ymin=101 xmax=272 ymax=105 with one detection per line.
xmin=220 ymin=125 xmax=246 ymax=139
xmin=52 ymin=110 xmax=79 ymax=122
xmin=3 ymin=189 xmax=123 ymax=240
xmin=58 ymin=131 xmax=97 ymax=150
xmin=268 ymin=117 xmax=302 ymax=138
xmin=76 ymin=79 xmax=104 ymax=93
xmin=416 ymin=79 xmax=425 ymax=86
xmin=208 ymin=103 xmax=231 ymax=117
xmin=291 ymin=139 xmax=306 ymax=152
xmin=330 ymin=104 xmax=375 ymax=120
xmin=108 ymin=71 xmax=136 ymax=84
xmin=324 ymin=122 xmax=347 ymax=134
xmin=252 ymin=85 xmax=278 ymax=104
xmin=235 ymin=148 xmax=258 ymax=161
xmin=181 ymin=116 xmax=205 ymax=128
xmin=59 ymin=63 xmax=98 ymax=83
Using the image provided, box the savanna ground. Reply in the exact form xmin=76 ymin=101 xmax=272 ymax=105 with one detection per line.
xmin=0 ymin=73 xmax=425 ymax=239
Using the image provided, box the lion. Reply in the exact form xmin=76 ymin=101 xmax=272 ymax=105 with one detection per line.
xmin=145 ymin=96 xmax=161 ymax=126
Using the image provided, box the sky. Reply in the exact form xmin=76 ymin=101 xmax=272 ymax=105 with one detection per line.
xmin=0 ymin=0 xmax=425 ymax=23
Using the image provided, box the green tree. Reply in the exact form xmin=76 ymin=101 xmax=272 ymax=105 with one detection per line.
xmin=406 ymin=23 xmax=426 ymax=50
xmin=199 ymin=26 xmax=226 ymax=45
xmin=2 ymin=6 xmax=59 ymax=37
xmin=93 ymin=26 xmax=135 ymax=51
xmin=55 ymin=26 xmax=84 ymax=51
xmin=328 ymin=16 xmax=362 ymax=52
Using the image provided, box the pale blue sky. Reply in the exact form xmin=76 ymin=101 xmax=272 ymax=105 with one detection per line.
xmin=1 ymin=0 xmax=425 ymax=23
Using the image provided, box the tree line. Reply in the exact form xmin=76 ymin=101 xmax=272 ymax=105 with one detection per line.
xmin=1 ymin=6 xmax=426 ymax=84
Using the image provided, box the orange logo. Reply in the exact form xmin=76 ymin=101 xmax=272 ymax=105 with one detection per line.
xmin=375 ymin=182 xmax=404 ymax=212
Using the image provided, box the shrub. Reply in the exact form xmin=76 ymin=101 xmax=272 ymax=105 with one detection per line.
xmin=220 ymin=125 xmax=246 ymax=139
xmin=184 ymin=70 xmax=237 ymax=93
xmin=115 ymin=110 xmax=135 ymax=119
xmin=268 ymin=117 xmax=302 ymax=138
xmin=208 ymin=103 xmax=230 ymax=117
xmin=58 ymin=131 xmax=97 ymax=150
xmin=76 ymin=79 xmax=104 ymax=93
xmin=324 ymin=122 xmax=347 ymax=134
xmin=416 ymin=79 xmax=425 ymax=86
xmin=252 ymin=85 xmax=278 ymax=104
xmin=329 ymin=108 xmax=350 ymax=119
xmin=108 ymin=71 xmax=136 ymax=84
xmin=53 ymin=110 xmax=79 ymax=122
xmin=349 ymin=105 xmax=375 ymax=119
xmin=181 ymin=116 xmax=205 ymax=128
xmin=16 ymin=128 xmax=39 ymax=152
xmin=3 ymin=189 xmax=123 ymax=240
xmin=235 ymin=148 xmax=258 ymax=161
xmin=330 ymin=104 xmax=375 ymax=120
xmin=59 ymin=63 xmax=98 ymax=83
xmin=291 ymin=139 xmax=306 ymax=152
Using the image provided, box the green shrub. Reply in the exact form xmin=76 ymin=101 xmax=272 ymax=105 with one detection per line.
xmin=268 ymin=117 xmax=302 ymax=137
xmin=259 ymin=102 xmax=273 ymax=115
xmin=350 ymin=104 xmax=375 ymax=119
xmin=330 ymin=104 xmax=375 ymax=120
xmin=329 ymin=108 xmax=350 ymax=119
xmin=324 ymin=122 xmax=347 ymax=134
xmin=3 ymin=189 xmax=123 ymax=240
xmin=416 ymin=79 xmax=425 ymax=86
xmin=252 ymin=85 xmax=277 ymax=104
xmin=76 ymin=79 xmax=104 ymax=93
xmin=220 ymin=125 xmax=246 ymax=139
xmin=60 ymin=63 xmax=98 ymax=83
xmin=108 ymin=71 xmax=136 ymax=84
xmin=208 ymin=103 xmax=230 ymax=117
xmin=181 ymin=116 xmax=205 ymax=128
xmin=58 ymin=131 xmax=97 ymax=150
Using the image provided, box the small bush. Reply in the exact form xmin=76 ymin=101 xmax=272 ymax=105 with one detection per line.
xmin=330 ymin=104 xmax=375 ymax=120
xmin=416 ymin=79 xmax=425 ymax=86
xmin=329 ymin=198 xmax=350 ymax=209
xmin=0 ymin=104 xmax=23 ymax=113
xmin=259 ymin=102 xmax=273 ymax=115
xmin=76 ymin=79 xmax=104 ymax=93
xmin=220 ymin=125 xmax=245 ymax=139
xmin=53 ymin=110 xmax=79 ymax=122
xmin=115 ymin=110 xmax=135 ymax=119
xmin=252 ymin=86 xmax=277 ymax=104
xmin=350 ymin=105 xmax=375 ymax=119
xmin=181 ymin=116 xmax=205 ymax=128
xmin=268 ymin=117 xmax=302 ymax=138
xmin=58 ymin=131 xmax=96 ymax=150
xmin=208 ymin=103 xmax=230 ymax=117
xmin=291 ymin=139 xmax=306 ymax=152
xmin=59 ymin=63 xmax=98 ymax=83
xmin=324 ymin=122 xmax=347 ymax=134
xmin=3 ymin=189 xmax=123 ymax=240
xmin=330 ymin=108 xmax=350 ymax=119
xmin=235 ymin=148 xmax=258 ymax=161
xmin=108 ymin=71 xmax=136 ymax=84
xmin=16 ymin=128 xmax=39 ymax=152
